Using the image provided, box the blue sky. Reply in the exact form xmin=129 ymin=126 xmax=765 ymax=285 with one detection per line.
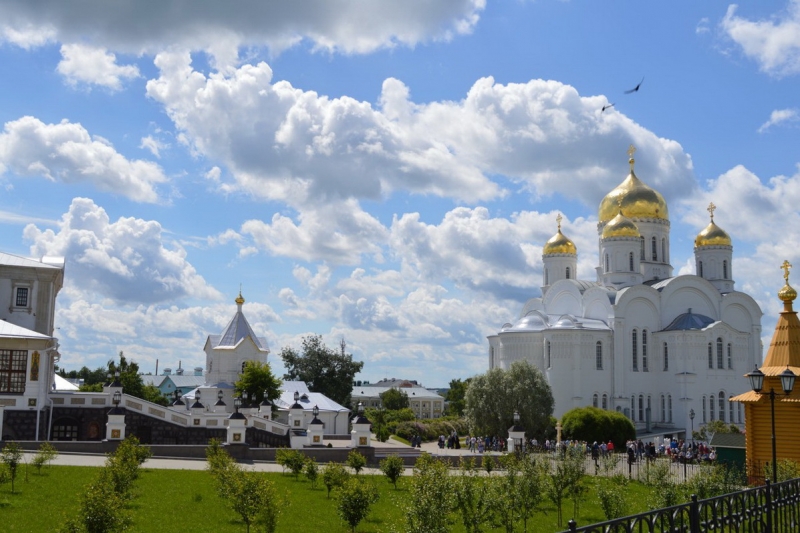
xmin=0 ymin=1 xmax=799 ymax=387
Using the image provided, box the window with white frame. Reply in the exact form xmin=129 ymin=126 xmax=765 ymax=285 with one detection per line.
xmin=0 ymin=350 xmax=27 ymax=393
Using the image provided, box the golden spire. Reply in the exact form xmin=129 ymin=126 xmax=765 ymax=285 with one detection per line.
xmin=627 ymin=144 xmax=636 ymax=172
xmin=235 ymin=287 xmax=245 ymax=306
xmin=779 ymin=260 xmax=797 ymax=304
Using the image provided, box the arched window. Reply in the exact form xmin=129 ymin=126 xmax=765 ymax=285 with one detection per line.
xmin=631 ymin=396 xmax=636 ymax=421
xmin=546 ymin=340 xmax=551 ymax=368
xmin=208 ymin=360 xmax=212 ymax=372
xmin=632 ymin=329 xmax=638 ymax=371
xmin=642 ymin=330 xmax=648 ymax=371
xmin=668 ymin=395 xmax=673 ymax=422
xmin=652 ymin=236 xmax=658 ymax=261
xmin=638 ymin=395 xmax=644 ymax=421
xmin=717 ymin=337 xmax=724 ymax=369
xmin=709 ymin=392 xmax=715 ymax=421
xmin=663 ymin=342 xmax=669 ymax=371
xmin=241 ymin=361 xmax=246 ymax=373
xmin=602 ymin=394 xmax=608 ymax=409
xmin=738 ymin=403 xmax=743 ymax=424
xmin=718 ymin=392 xmax=726 ymax=422
xmin=545 ymin=268 xmax=549 ymax=285
xmin=640 ymin=236 xmax=645 ymax=260
xmin=708 ymin=343 xmax=713 ymax=369
xmin=661 ymin=395 xmax=666 ymax=422
xmin=662 ymin=238 xmax=666 ymax=263
xmin=629 ymin=252 xmax=634 ymax=272
xmin=727 ymin=343 xmax=733 ymax=369
xmin=647 ymin=395 xmax=652 ymax=418
xmin=566 ymin=266 xmax=571 ymax=279
xmin=723 ymin=260 xmax=728 ymax=279
xmin=699 ymin=261 xmax=704 ymax=277
xmin=729 ymin=396 xmax=734 ymax=424
xmin=605 ymin=254 xmax=609 ymax=273
xmin=593 ymin=394 xmax=598 ymax=408
xmin=596 ymin=341 xmax=603 ymax=370
xmin=702 ymin=396 xmax=707 ymax=423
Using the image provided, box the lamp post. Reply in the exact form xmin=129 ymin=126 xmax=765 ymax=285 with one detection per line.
xmin=747 ymin=365 xmax=796 ymax=483
xmin=312 ymin=404 xmax=320 ymax=420
xmin=112 ymin=390 xmax=121 ymax=407
xmin=172 ymin=389 xmax=184 ymax=406
xmin=234 ymin=395 xmax=242 ymax=414
xmin=689 ymin=409 xmax=695 ymax=447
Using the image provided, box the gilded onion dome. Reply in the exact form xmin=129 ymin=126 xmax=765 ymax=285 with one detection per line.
xmin=779 ymin=260 xmax=797 ymax=303
xmin=543 ymin=214 xmax=577 ymax=255
xmin=695 ymin=202 xmax=732 ymax=247
xmin=602 ymin=209 xmax=640 ymax=239
xmin=598 ymin=145 xmax=669 ymax=223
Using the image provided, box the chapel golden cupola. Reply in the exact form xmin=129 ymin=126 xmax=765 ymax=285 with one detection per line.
xmin=695 ymin=202 xmax=732 ymax=248
xmin=602 ymin=206 xmax=640 ymax=239
xmin=694 ymin=203 xmax=735 ymax=293
xmin=598 ymin=145 xmax=669 ymax=223
xmin=543 ymin=214 xmax=577 ymax=256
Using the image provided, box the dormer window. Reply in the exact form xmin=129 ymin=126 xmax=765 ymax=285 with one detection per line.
xmin=16 ymin=287 xmax=28 ymax=307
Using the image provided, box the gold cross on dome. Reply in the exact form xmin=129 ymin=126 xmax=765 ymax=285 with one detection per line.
xmin=782 ymin=260 xmax=792 ymax=283
xmin=627 ymin=144 xmax=636 ymax=158
xmin=707 ymin=202 xmax=716 ymax=221
xmin=556 ymin=213 xmax=562 ymax=230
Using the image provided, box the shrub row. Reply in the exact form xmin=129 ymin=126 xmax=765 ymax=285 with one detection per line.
xmin=393 ymin=416 xmax=469 ymax=441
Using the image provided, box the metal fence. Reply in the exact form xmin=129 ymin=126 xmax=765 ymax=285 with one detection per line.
xmin=561 ymin=477 xmax=800 ymax=533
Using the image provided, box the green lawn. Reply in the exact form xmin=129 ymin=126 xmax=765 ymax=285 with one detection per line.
xmin=1 ymin=463 xmax=656 ymax=532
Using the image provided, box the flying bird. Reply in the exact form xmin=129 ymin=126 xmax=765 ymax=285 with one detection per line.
xmin=602 ymin=103 xmax=615 ymax=112
xmin=624 ymin=77 xmax=644 ymax=94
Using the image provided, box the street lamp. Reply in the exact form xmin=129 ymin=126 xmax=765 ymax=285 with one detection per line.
xmin=172 ymin=389 xmax=184 ymax=406
xmin=689 ymin=409 xmax=695 ymax=446
xmin=312 ymin=404 xmax=320 ymax=420
xmin=233 ymin=395 xmax=242 ymax=414
xmin=747 ymin=365 xmax=796 ymax=482
xmin=112 ymin=390 xmax=121 ymax=407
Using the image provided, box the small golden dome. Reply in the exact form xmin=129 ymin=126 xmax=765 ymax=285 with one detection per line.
xmin=543 ymin=214 xmax=577 ymax=255
xmin=598 ymin=145 xmax=669 ymax=223
xmin=235 ymin=290 xmax=245 ymax=305
xmin=695 ymin=203 xmax=731 ymax=247
xmin=779 ymin=260 xmax=797 ymax=303
xmin=602 ymin=210 xmax=640 ymax=239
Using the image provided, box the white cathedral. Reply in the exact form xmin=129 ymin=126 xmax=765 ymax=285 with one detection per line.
xmin=488 ymin=146 xmax=762 ymax=439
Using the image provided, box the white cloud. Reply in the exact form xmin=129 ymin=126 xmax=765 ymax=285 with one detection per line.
xmin=139 ymin=135 xmax=167 ymax=158
xmin=0 ymin=22 xmax=55 ymax=48
xmin=57 ymin=43 xmax=140 ymax=90
xmin=146 ymin=53 xmax=695 ymax=213
xmin=0 ymin=116 xmax=166 ymax=202
xmin=23 ymin=197 xmax=222 ymax=305
xmin=721 ymin=2 xmax=800 ymax=77
xmin=758 ymin=108 xmax=799 ymax=132
xmin=0 ymin=1 xmax=485 ymax=63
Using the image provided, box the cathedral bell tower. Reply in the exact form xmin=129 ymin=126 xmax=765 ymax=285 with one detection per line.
xmin=541 ymin=214 xmax=577 ymax=297
xmin=694 ymin=202 xmax=734 ymax=293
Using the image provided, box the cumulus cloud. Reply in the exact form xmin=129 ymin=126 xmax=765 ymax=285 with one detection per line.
xmin=23 ymin=197 xmax=221 ymax=304
xmin=57 ymin=43 xmax=140 ymax=90
xmin=0 ymin=0 xmax=484 ymax=62
xmin=146 ymin=53 xmax=695 ymax=214
xmin=721 ymin=2 xmax=800 ymax=77
xmin=758 ymin=108 xmax=799 ymax=132
xmin=0 ymin=116 xmax=166 ymax=202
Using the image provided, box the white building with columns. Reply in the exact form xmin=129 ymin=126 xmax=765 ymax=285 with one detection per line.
xmin=488 ymin=146 xmax=762 ymax=439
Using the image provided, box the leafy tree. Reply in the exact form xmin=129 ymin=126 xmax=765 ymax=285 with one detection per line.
xmin=77 ymin=476 xmax=130 ymax=533
xmin=380 ymin=388 xmax=410 ymax=410
xmin=304 ymin=458 xmax=319 ymax=489
xmin=347 ymin=449 xmax=367 ymax=475
xmin=60 ymin=365 xmax=107 ymax=386
xmin=142 ymin=384 xmax=168 ymax=406
xmin=561 ymin=406 xmax=635 ymax=450
xmin=446 ymin=378 xmax=471 ymax=416
xmin=234 ymin=360 xmax=282 ymax=406
xmin=404 ymin=454 xmax=454 ymax=533
xmin=516 ymin=455 xmax=547 ymax=532
xmin=694 ymin=419 xmax=738 ymax=442
xmin=107 ymin=351 xmax=146 ymax=399
xmin=336 ymin=478 xmax=379 ymax=533
xmin=464 ymin=360 xmax=554 ymax=439
xmin=453 ymin=458 xmax=495 ymax=533
xmin=322 ymin=462 xmax=350 ymax=498
xmin=379 ymin=454 xmax=405 ymax=489
xmin=369 ymin=408 xmax=390 ymax=442
xmin=546 ymin=447 xmax=585 ymax=528
xmin=31 ymin=442 xmax=58 ymax=474
xmin=596 ymin=479 xmax=627 ymax=520
xmin=0 ymin=441 xmax=23 ymax=493
xmin=280 ymin=335 xmax=364 ymax=406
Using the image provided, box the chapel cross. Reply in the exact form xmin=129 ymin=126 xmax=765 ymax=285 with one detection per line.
xmin=782 ymin=260 xmax=792 ymax=283
xmin=627 ymin=144 xmax=636 ymax=171
xmin=556 ymin=213 xmax=562 ymax=230
xmin=707 ymin=202 xmax=716 ymax=221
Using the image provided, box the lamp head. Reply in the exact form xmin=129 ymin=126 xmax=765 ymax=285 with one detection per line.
xmin=217 ymin=389 xmax=224 ymax=400
xmin=780 ymin=367 xmax=796 ymax=395
xmin=747 ymin=366 xmax=765 ymax=393
xmin=313 ymin=404 xmax=319 ymax=417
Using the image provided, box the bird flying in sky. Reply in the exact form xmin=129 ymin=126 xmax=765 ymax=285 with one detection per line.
xmin=602 ymin=103 xmax=615 ymax=112
xmin=624 ymin=77 xmax=644 ymax=94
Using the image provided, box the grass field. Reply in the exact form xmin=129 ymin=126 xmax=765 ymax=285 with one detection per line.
xmin=1 ymin=462 xmax=657 ymax=532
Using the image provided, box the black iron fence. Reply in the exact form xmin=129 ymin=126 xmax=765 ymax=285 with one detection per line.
xmin=562 ymin=477 xmax=800 ymax=533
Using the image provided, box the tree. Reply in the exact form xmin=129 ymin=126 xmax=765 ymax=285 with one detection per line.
xmin=322 ymin=462 xmax=350 ymax=498
xmin=304 ymin=458 xmax=319 ymax=489
xmin=347 ymin=449 xmax=367 ymax=475
xmin=31 ymin=442 xmax=59 ymax=474
xmin=379 ymin=455 xmax=405 ymax=489
xmin=336 ymin=478 xmax=379 ymax=533
xmin=561 ymin=406 xmax=635 ymax=450
xmin=280 ymin=335 xmax=364 ymax=406
xmin=234 ymin=360 xmax=282 ymax=406
xmin=404 ymin=454 xmax=454 ymax=533
xmin=445 ymin=378 xmax=471 ymax=416
xmin=694 ymin=419 xmax=737 ymax=442
xmin=0 ymin=441 xmax=23 ymax=494
xmin=464 ymin=360 xmax=554 ymax=439
xmin=453 ymin=458 xmax=495 ymax=533
xmin=107 ymin=351 xmax=145 ymax=399
xmin=380 ymin=388 xmax=409 ymax=410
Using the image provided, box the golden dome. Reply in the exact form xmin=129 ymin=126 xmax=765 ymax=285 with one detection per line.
xmin=694 ymin=202 xmax=731 ymax=247
xmin=543 ymin=214 xmax=577 ymax=255
xmin=235 ymin=290 xmax=245 ymax=305
xmin=602 ymin=210 xmax=640 ymax=239
xmin=598 ymin=145 xmax=669 ymax=223
xmin=779 ymin=260 xmax=797 ymax=303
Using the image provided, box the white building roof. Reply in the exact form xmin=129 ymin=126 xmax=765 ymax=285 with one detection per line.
xmin=0 ymin=251 xmax=63 ymax=269
xmin=0 ymin=320 xmax=50 ymax=339
xmin=351 ymin=385 xmax=444 ymax=401
xmin=53 ymin=373 xmax=79 ymax=391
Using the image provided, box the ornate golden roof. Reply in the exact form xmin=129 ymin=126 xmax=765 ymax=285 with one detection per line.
xmin=602 ymin=210 xmax=640 ymax=239
xmin=543 ymin=214 xmax=577 ymax=255
xmin=695 ymin=202 xmax=732 ymax=247
xmin=235 ymin=290 xmax=245 ymax=306
xmin=598 ymin=145 xmax=669 ymax=223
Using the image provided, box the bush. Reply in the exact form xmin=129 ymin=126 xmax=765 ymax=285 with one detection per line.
xmin=561 ymin=407 xmax=635 ymax=449
xmin=379 ymin=455 xmax=405 ymax=489
xmin=78 ymin=477 xmax=131 ymax=533
xmin=322 ymin=462 xmax=350 ymax=498
xmin=336 ymin=478 xmax=379 ymax=532
xmin=597 ymin=480 xmax=626 ymax=520
xmin=0 ymin=441 xmax=23 ymax=494
xmin=304 ymin=458 xmax=319 ymax=488
xmin=32 ymin=442 xmax=59 ymax=474
xmin=347 ymin=450 xmax=367 ymax=475
xmin=393 ymin=417 xmax=469 ymax=442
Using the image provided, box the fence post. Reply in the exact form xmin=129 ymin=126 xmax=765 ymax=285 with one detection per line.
xmin=766 ymin=479 xmax=773 ymax=533
xmin=567 ymin=519 xmax=577 ymax=532
xmin=690 ymin=494 xmax=699 ymax=533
